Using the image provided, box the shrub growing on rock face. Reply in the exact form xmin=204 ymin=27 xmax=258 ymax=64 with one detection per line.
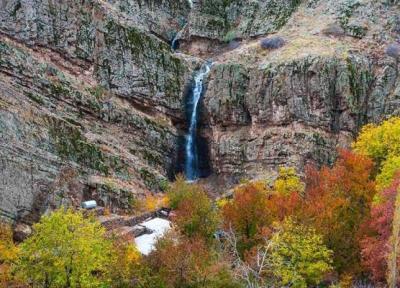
xmin=385 ymin=43 xmax=400 ymax=77
xmin=386 ymin=43 xmax=400 ymax=59
xmin=392 ymin=16 xmax=400 ymax=34
xmin=322 ymin=23 xmax=345 ymax=37
xmin=223 ymin=30 xmax=238 ymax=43
xmin=260 ymin=36 xmax=286 ymax=50
xmin=228 ymin=40 xmax=241 ymax=50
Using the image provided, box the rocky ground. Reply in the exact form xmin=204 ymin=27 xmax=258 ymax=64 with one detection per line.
xmin=0 ymin=0 xmax=399 ymax=221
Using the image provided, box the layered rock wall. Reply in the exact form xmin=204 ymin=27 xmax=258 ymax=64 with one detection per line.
xmin=0 ymin=0 xmax=192 ymax=220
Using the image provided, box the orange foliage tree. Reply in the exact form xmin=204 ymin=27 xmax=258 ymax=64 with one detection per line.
xmin=0 ymin=223 xmax=20 ymax=287
xmin=173 ymin=188 xmax=219 ymax=241
xmin=222 ymin=180 xmax=302 ymax=253
xmin=302 ymin=150 xmax=376 ymax=274
xmin=146 ymin=231 xmax=239 ymax=288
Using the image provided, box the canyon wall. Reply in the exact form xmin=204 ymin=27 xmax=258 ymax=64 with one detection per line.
xmin=0 ymin=0 xmax=399 ymax=219
xmin=0 ymin=0 xmax=193 ymax=221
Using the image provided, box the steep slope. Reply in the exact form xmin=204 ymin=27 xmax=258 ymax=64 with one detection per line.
xmin=0 ymin=0 xmax=193 ymax=221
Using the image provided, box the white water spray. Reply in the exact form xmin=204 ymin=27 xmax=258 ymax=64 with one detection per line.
xmin=184 ymin=62 xmax=212 ymax=181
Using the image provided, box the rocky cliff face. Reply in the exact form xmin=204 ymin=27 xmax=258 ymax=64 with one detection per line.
xmin=201 ymin=0 xmax=400 ymax=182
xmin=0 ymin=0 xmax=399 ymax=219
xmin=204 ymin=54 xmax=398 ymax=182
xmin=0 ymin=0 xmax=193 ymax=221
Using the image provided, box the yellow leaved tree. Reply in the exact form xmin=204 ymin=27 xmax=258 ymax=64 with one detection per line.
xmin=353 ymin=117 xmax=400 ymax=191
xmin=274 ymin=167 xmax=305 ymax=195
xmin=270 ymin=218 xmax=333 ymax=288
xmin=0 ymin=223 xmax=19 ymax=286
xmin=16 ymin=208 xmax=113 ymax=288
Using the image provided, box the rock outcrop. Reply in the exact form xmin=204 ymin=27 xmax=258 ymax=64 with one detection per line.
xmin=201 ymin=0 xmax=400 ymax=182
xmin=203 ymin=54 xmax=399 ymax=182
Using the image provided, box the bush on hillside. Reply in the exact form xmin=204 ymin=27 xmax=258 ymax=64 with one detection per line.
xmin=260 ymin=36 xmax=286 ymax=50
xmin=322 ymin=23 xmax=345 ymax=37
xmin=228 ymin=40 xmax=241 ymax=50
xmin=386 ymin=43 xmax=400 ymax=59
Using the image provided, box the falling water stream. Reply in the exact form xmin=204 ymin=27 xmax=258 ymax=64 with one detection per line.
xmin=171 ymin=0 xmax=193 ymax=51
xmin=171 ymin=26 xmax=185 ymax=51
xmin=184 ymin=62 xmax=212 ymax=181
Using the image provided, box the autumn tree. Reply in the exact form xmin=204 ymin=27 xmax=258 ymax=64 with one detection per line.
xmin=168 ymin=175 xmax=218 ymax=241
xmin=108 ymin=236 xmax=143 ymax=288
xmin=387 ymin=183 xmax=400 ymax=288
xmin=174 ymin=189 xmax=219 ymax=241
xmin=223 ymin=226 xmax=273 ymax=288
xmin=302 ymin=150 xmax=376 ymax=274
xmin=167 ymin=174 xmax=202 ymax=209
xmin=270 ymin=218 xmax=332 ymax=288
xmin=222 ymin=181 xmax=271 ymax=252
xmin=0 ymin=223 xmax=20 ymax=286
xmin=16 ymin=208 xmax=113 ymax=288
xmin=360 ymin=176 xmax=400 ymax=285
xmin=274 ymin=167 xmax=305 ymax=195
xmin=146 ymin=230 xmax=240 ymax=288
xmin=353 ymin=117 xmax=400 ymax=190
xmin=222 ymin=180 xmax=302 ymax=254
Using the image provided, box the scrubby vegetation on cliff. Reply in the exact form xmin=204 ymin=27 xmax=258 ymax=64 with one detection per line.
xmin=2 ymin=117 xmax=400 ymax=287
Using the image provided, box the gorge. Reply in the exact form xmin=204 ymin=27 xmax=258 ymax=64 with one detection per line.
xmin=0 ymin=0 xmax=399 ymax=222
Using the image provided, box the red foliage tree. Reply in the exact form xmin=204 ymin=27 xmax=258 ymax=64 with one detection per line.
xmin=222 ymin=181 xmax=302 ymax=253
xmin=360 ymin=176 xmax=400 ymax=284
xmin=222 ymin=182 xmax=271 ymax=251
xmin=302 ymin=150 xmax=376 ymax=274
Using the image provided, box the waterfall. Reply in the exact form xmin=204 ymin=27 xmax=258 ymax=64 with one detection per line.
xmin=184 ymin=62 xmax=212 ymax=181
xmin=171 ymin=0 xmax=193 ymax=51
xmin=171 ymin=33 xmax=180 ymax=51
xmin=171 ymin=23 xmax=187 ymax=51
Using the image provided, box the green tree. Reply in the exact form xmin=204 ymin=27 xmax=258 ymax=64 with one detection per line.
xmin=167 ymin=174 xmax=203 ymax=209
xmin=168 ymin=175 xmax=219 ymax=241
xmin=270 ymin=218 xmax=332 ymax=288
xmin=16 ymin=208 xmax=113 ymax=288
